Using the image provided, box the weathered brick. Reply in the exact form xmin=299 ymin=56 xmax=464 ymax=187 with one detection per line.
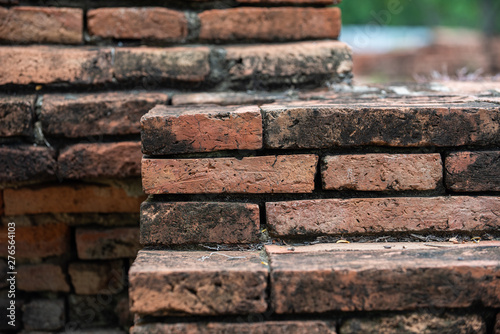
xmin=0 ymin=223 xmax=70 ymax=259
xmin=445 ymin=151 xmax=500 ymax=192
xmin=0 ymin=46 xmax=113 ymax=86
xmin=0 ymin=7 xmax=82 ymax=44
xmin=199 ymin=7 xmax=340 ymax=42
xmin=0 ymin=95 xmax=33 ymax=137
xmin=266 ymin=197 xmax=500 ymax=236
xmin=141 ymin=105 xmax=262 ymax=155
xmin=322 ymin=153 xmax=442 ymax=191
xmin=341 ymin=313 xmax=485 ymax=334
xmin=1 ymin=212 xmax=140 ymax=227
xmin=113 ymin=47 xmax=210 ymax=83
xmin=4 ymin=184 xmax=145 ymax=216
xmin=18 ymin=264 xmax=70 ymax=292
xmin=88 ymin=7 xmax=187 ymax=41
xmin=41 ymin=92 xmax=168 ymax=137
xmin=23 ymin=299 xmax=65 ymax=331
xmin=495 ymin=313 xmax=500 ymax=334
xmin=58 ymin=142 xmax=141 ymax=179
xmin=267 ymin=243 xmax=500 ymax=313
xmin=171 ymin=91 xmax=278 ymax=106
xmin=0 ymin=190 xmax=3 ymax=216
xmin=142 ymin=155 xmax=318 ymax=194
xmin=225 ymin=40 xmax=352 ymax=89
xmin=129 ymin=250 xmax=268 ymax=316
xmin=0 ymin=145 xmax=56 ymax=186
xmin=68 ymin=294 xmax=123 ymax=329
xmin=141 ymin=201 xmax=260 ymax=245
xmin=263 ymin=103 xmax=500 ymax=149
xmin=75 ymin=227 xmax=140 ymax=259
xmin=132 ymin=321 xmax=336 ymax=333
xmin=69 ymin=261 xmax=125 ymax=295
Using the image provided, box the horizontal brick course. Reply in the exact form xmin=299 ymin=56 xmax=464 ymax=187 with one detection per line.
xmin=225 ymin=40 xmax=352 ymax=89
xmin=267 ymin=243 xmax=500 ymax=313
xmin=0 ymin=6 xmax=82 ymax=44
xmin=129 ymin=250 xmax=268 ymax=316
xmin=322 ymin=153 xmax=442 ymax=191
xmin=142 ymin=155 xmax=318 ymax=194
xmin=141 ymin=201 xmax=260 ymax=245
xmin=199 ymin=7 xmax=340 ymax=42
xmin=445 ymin=151 xmax=500 ymax=192
xmin=0 ymin=145 xmax=56 ymax=186
xmin=41 ymin=92 xmax=168 ymax=137
xmin=0 ymin=223 xmax=70 ymax=259
xmin=141 ymin=105 xmax=262 ymax=155
xmin=0 ymin=95 xmax=33 ymax=137
xmin=88 ymin=7 xmax=187 ymax=41
xmin=266 ymin=196 xmax=500 ymax=236
xmin=75 ymin=227 xmax=140 ymax=259
xmin=69 ymin=261 xmax=125 ymax=294
xmin=58 ymin=141 xmax=141 ymax=179
xmin=263 ymin=103 xmax=500 ymax=148
xmin=4 ymin=184 xmax=145 ymax=215
xmin=18 ymin=264 xmax=70 ymax=292
xmin=171 ymin=91 xmax=278 ymax=106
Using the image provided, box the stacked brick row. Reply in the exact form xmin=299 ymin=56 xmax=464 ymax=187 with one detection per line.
xmin=133 ymin=95 xmax=500 ymax=332
xmin=0 ymin=0 xmax=349 ymax=331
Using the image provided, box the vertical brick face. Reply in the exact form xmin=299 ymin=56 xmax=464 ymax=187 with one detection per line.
xmin=199 ymin=7 xmax=341 ymax=42
xmin=141 ymin=105 xmax=262 ymax=155
xmin=75 ymin=227 xmax=141 ymax=259
xmin=445 ymin=151 xmax=500 ymax=191
xmin=88 ymin=7 xmax=188 ymax=41
xmin=142 ymin=155 xmax=318 ymax=194
xmin=0 ymin=95 xmax=33 ymax=137
xmin=322 ymin=154 xmax=442 ymax=191
xmin=0 ymin=7 xmax=83 ymax=44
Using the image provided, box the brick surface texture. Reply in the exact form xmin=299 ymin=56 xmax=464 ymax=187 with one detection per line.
xmin=142 ymin=155 xmax=318 ymax=194
xmin=23 ymin=299 xmax=65 ymax=331
xmin=18 ymin=264 xmax=70 ymax=292
xmin=141 ymin=201 xmax=260 ymax=245
xmin=0 ymin=7 xmax=82 ymax=44
xmin=141 ymin=105 xmax=262 ymax=155
xmin=3 ymin=184 xmax=145 ymax=215
xmin=322 ymin=153 xmax=442 ymax=191
xmin=88 ymin=7 xmax=188 ymax=41
xmin=69 ymin=261 xmax=124 ymax=295
xmin=0 ymin=145 xmax=56 ymax=185
xmin=129 ymin=250 xmax=268 ymax=316
xmin=266 ymin=196 xmax=500 ymax=236
xmin=199 ymin=7 xmax=341 ymax=42
xmin=0 ymin=95 xmax=33 ymax=137
xmin=41 ymin=92 xmax=168 ymax=137
xmin=445 ymin=151 xmax=500 ymax=191
xmin=75 ymin=227 xmax=141 ymax=259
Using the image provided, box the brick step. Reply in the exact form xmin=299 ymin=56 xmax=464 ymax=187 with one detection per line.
xmin=0 ymin=40 xmax=351 ymax=90
xmin=129 ymin=242 xmax=500 ymax=318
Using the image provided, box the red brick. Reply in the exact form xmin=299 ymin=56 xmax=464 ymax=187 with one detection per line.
xmin=3 ymin=184 xmax=145 ymax=216
xmin=0 ymin=145 xmax=56 ymax=185
xmin=225 ymin=40 xmax=352 ymax=89
xmin=199 ymin=7 xmax=340 ymax=42
xmin=0 ymin=95 xmax=33 ymax=137
xmin=0 ymin=46 xmax=113 ymax=86
xmin=68 ymin=261 xmax=125 ymax=294
xmin=171 ymin=91 xmax=278 ymax=106
xmin=132 ymin=321 xmax=336 ymax=333
xmin=141 ymin=201 xmax=260 ymax=245
xmin=141 ymin=105 xmax=262 ymax=155
xmin=266 ymin=196 xmax=500 ymax=236
xmin=341 ymin=313 xmax=485 ymax=334
xmin=142 ymin=155 xmax=318 ymax=194
xmin=23 ymin=299 xmax=65 ymax=331
xmin=263 ymin=102 xmax=500 ymax=149
xmin=322 ymin=153 xmax=442 ymax=191
xmin=58 ymin=141 xmax=141 ymax=179
xmin=113 ymin=47 xmax=210 ymax=83
xmin=129 ymin=250 xmax=268 ymax=316
xmin=0 ymin=191 xmax=3 ymax=216
xmin=41 ymin=92 xmax=168 ymax=137
xmin=0 ymin=7 xmax=82 ymax=44
xmin=267 ymin=243 xmax=500 ymax=313
xmin=75 ymin=227 xmax=140 ymax=259
xmin=18 ymin=264 xmax=70 ymax=292
xmin=0 ymin=223 xmax=70 ymax=259
xmin=445 ymin=151 xmax=500 ymax=192
xmin=88 ymin=7 xmax=187 ymax=41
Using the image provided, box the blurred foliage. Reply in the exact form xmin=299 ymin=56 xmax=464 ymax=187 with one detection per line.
xmin=339 ymin=0 xmax=499 ymax=34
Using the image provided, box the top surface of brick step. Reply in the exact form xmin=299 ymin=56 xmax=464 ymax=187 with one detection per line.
xmin=129 ymin=242 xmax=500 ymax=317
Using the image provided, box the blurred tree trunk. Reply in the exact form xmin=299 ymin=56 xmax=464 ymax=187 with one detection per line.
xmin=481 ymin=0 xmax=498 ymax=73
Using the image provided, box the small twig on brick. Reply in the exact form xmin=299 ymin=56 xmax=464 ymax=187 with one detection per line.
xmin=198 ymin=252 xmax=247 ymax=262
